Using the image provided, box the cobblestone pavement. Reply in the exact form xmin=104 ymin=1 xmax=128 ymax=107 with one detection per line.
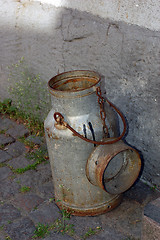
xmin=0 ymin=114 xmax=160 ymax=240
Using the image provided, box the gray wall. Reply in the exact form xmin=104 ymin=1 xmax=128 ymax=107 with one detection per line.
xmin=0 ymin=0 xmax=160 ymax=186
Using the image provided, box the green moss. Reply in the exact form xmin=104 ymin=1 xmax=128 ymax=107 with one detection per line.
xmin=8 ymin=57 xmax=51 ymax=123
xmin=0 ymin=99 xmax=44 ymax=136
xmin=18 ymin=136 xmax=36 ymax=148
xmin=13 ymin=147 xmax=49 ymax=174
xmin=20 ymin=185 xmax=31 ymax=193
xmin=32 ymin=223 xmax=49 ymax=239
xmin=82 ymin=227 xmax=102 ymax=239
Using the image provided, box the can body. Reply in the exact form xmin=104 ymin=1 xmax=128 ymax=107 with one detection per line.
xmin=44 ymin=71 xmax=122 ymax=216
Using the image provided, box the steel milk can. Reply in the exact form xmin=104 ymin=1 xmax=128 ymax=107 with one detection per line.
xmin=44 ymin=70 xmax=141 ymax=216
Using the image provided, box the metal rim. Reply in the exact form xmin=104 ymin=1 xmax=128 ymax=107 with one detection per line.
xmin=55 ymin=194 xmax=122 ymax=216
xmin=100 ymin=149 xmax=141 ymax=194
xmin=86 ymin=141 xmax=141 ymax=195
xmin=48 ymin=70 xmax=101 ymax=98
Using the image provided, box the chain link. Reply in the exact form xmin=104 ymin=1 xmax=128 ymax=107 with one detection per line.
xmin=96 ymin=87 xmax=109 ymax=136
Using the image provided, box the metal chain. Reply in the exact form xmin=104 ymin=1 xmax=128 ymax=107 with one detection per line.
xmin=96 ymin=87 xmax=109 ymax=136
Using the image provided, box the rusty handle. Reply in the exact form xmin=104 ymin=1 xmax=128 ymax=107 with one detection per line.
xmin=54 ymin=98 xmax=127 ymax=145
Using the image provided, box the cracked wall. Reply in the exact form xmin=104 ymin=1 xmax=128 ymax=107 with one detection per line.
xmin=0 ymin=0 xmax=160 ymax=186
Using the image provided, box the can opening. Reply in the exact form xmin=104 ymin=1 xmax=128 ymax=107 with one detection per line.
xmin=103 ymin=153 xmax=124 ymax=180
xmin=103 ymin=149 xmax=141 ymax=195
xmin=48 ymin=71 xmax=100 ymax=92
xmin=53 ymin=78 xmax=97 ymax=91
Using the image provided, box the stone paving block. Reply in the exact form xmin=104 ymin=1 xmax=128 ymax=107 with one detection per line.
xmin=69 ymin=214 xmax=102 ymax=238
xmin=144 ymin=199 xmax=160 ymax=224
xmin=99 ymin=199 xmax=143 ymax=239
xmin=0 ymin=149 xmax=12 ymax=163
xmin=152 ymin=197 xmax=160 ymax=208
xmin=8 ymin=154 xmax=31 ymax=169
xmin=0 ymin=178 xmax=21 ymax=200
xmin=87 ymin=227 xmax=127 ymax=240
xmin=0 ymin=204 xmax=21 ymax=225
xmin=142 ymin=215 xmax=160 ymax=240
xmin=141 ymin=197 xmax=160 ymax=240
xmin=26 ymin=135 xmax=44 ymax=145
xmin=43 ymin=220 xmax=126 ymax=240
xmin=124 ymin=180 xmax=160 ymax=205
xmin=6 ymin=123 xmax=29 ymax=139
xmin=43 ymin=231 xmax=74 ymax=240
xmin=0 ymin=134 xmax=14 ymax=145
xmin=6 ymin=141 xmax=26 ymax=157
xmin=36 ymin=163 xmax=52 ymax=184
xmin=69 ymin=215 xmax=118 ymax=239
xmin=16 ymin=170 xmax=44 ymax=189
xmin=0 ymin=167 xmax=12 ymax=181
xmin=13 ymin=193 xmax=44 ymax=212
xmin=9 ymin=158 xmax=51 ymax=186
xmin=4 ymin=217 xmax=35 ymax=240
xmin=0 ymin=117 xmax=17 ymax=131
xmin=37 ymin=181 xmax=54 ymax=200
xmin=29 ymin=202 xmax=61 ymax=225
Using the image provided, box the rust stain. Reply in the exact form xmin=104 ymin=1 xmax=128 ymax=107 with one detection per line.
xmin=87 ymin=141 xmax=141 ymax=195
xmin=46 ymin=127 xmax=59 ymax=139
xmin=55 ymin=194 xmax=122 ymax=216
xmin=53 ymin=78 xmax=97 ymax=91
xmin=54 ymin=122 xmax=67 ymax=130
xmin=48 ymin=70 xmax=101 ymax=93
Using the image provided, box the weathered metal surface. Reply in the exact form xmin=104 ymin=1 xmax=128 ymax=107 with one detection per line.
xmin=48 ymin=70 xmax=101 ymax=98
xmin=44 ymin=70 xmax=120 ymax=216
xmin=52 ymin=83 xmax=127 ymax=145
xmin=56 ymin=193 xmax=123 ymax=216
xmin=86 ymin=140 xmax=141 ymax=195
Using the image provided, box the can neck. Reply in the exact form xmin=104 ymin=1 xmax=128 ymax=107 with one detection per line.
xmin=48 ymin=70 xmax=101 ymax=117
xmin=48 ymin=70 xmax=100 ymax=99
xmin=50 ymin=90 xmax=99 ymax=117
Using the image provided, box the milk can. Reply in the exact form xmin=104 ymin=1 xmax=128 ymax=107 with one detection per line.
xmin=44 ymin=70 xmax=141 ymax=216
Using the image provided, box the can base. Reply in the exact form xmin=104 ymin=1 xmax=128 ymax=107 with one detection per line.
xmin=55 ymin=194 xmax=122 ymax=216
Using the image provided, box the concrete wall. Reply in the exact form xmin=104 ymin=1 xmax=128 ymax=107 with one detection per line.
xmin=0 ymin=0 xmax=160 ymax=186
xmin=34 ymin=0 xmax=160 ymax=31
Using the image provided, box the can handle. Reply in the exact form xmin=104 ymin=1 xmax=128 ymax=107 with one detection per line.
xmin=54 ymin=93 xmax=127 ymax=145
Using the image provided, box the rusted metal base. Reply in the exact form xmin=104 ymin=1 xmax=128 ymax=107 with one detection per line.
xmin=55 ymin=194 xmax=122 ymax=216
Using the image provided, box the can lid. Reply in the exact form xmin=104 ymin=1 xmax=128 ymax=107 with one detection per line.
xmin=86 ymin=140 xmax=141 ymax=195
